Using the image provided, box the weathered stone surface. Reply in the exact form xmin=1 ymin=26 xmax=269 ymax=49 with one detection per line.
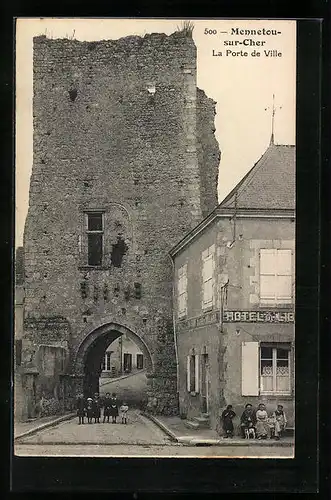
xmin=22 ymin=31 xmax=220 ymax=416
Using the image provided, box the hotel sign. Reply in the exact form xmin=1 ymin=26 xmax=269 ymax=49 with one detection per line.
xmin=222 ymin=311 xmax=294 ymax=323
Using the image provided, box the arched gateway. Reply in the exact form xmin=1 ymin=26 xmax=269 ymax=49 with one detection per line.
xmin=73 ymin=322 xmax=154 ymax=397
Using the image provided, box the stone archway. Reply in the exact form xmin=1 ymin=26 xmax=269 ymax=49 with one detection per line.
xmin=73 ymin=322 xmax=154 ymax=397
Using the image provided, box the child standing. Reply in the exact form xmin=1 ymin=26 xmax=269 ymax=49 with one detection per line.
xmin=221 ymin=404 xmax=236 ymax=438
xmin=120 ymin=402 xmax=129 ymax=424
xmin=110 ymin=393 xmax=119 ymax=423
xmin=76 ymin=393 xmax=86 ymax=425
xmin=86 ymin=397 xmax=94 ymax=424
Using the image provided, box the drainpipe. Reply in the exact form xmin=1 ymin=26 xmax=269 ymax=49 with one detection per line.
xmin=168 ymin=253 xmax=179 ymax=395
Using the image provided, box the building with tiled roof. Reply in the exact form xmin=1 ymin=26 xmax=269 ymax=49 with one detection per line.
xmin=170 ymin=140 xmax=296 ymax=436
xmin=219 ymin=141 xmax=295 ymax=211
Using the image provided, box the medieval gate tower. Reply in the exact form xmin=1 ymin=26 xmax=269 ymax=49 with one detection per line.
xmin=22 ymin=30 xmax=220 ymax=415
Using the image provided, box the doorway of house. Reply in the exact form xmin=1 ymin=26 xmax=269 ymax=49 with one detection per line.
xmin=201 ymin=353 xmax=209 ymax=414
xmin=123 ymin=353 xmax=132 ymax=373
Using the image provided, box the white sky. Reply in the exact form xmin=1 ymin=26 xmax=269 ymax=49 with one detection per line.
xmin=15 ymin=18 xmax=296 ymax=247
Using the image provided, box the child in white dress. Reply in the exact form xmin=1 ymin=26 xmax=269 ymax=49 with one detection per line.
xmin=120 ymin=402 xmax=129 ymax=424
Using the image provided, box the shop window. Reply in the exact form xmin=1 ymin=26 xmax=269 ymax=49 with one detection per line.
xmin=178 ymin=264 xmax=187 ymax=318
xmin=86 ymin=212 xmax=104 ymax=266
xmin=260 ymin=249 xmax=293 ymax=305
xmin=186 ymin=354 xmax=199 ymax=393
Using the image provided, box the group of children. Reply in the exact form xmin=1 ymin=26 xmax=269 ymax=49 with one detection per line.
xmin=76 ymin=392 xmax=129 ymax=425
xmin=221 ymin=403 xmax=287 ymax=440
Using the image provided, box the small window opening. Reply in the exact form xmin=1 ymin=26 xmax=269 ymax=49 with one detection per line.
xmin=80 ymin=281 xmax=88 ymax=299
xmin=103 ymin=284 xmax=109 ymax=301
xmin=121 ymin=308 xmax=126 ymax=316
xmin=69 ymin=88 xmax=78 ymax=102
xmin=93 ymin=285 xmax=99 ymax=302
xmin=86 ymin=212 xmax=103 ymax=266
xmin=114 ymin=285 xmax=120 ymax=297
xmin=134 ymin=282 xmax=142 ymax=299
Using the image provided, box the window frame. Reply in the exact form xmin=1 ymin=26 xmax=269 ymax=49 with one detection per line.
xmin=259 ymin=248 xmax=293 ymax=306
xmin=187 ymin=353 xmax=200 ymax=394
xmin=178 ymin=264 xmax=188 ymax=318
xmin=202 ymin=245 xmax=215 ymax=311
xmin=103 ymin=352 xmax=112 ymax=372
xmin=136 ymin=353 xmax=144 ymax=370
xmin=259 ymin=343 xmax=291 ymax=396
xmin=85 ymin=211 xmax=105 ymax=267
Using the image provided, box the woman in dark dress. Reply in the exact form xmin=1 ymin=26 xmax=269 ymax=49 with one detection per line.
xmin=221 ymin=404 xmax=236 ymax=438
xmin=76 ymin=393 xmax=86 ymax=425
xmin=110 ymin=392 xmax=119 ymax=423
xmin=240 ymin=403 xmax=257 ymax=438
xmin=103 ymin=392 xmax=112 ymax=423
xmin=93 ymin=393 xmax=101 ymax=423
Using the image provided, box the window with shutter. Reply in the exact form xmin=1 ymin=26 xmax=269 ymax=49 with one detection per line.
xmin=178 ymin=264 xmax=188 ymax=318
xmin=260 ymin=249 xmax=293 ymax=305
xmin=187 ymin=354 xmax=199 ymax=393
xmin=260 ymin=344 xmax=291 ymax=395
xmin=202 ymin=246 xmax=215 ymax=310
xmin=241 ymin=341 xmax=259 ymax=396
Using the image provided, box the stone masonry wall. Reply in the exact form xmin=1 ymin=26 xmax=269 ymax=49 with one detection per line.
xmin=197 ymin=89 xmax=220 ymax=218
xmin=23 ymin=31 xmax=220 ymax=415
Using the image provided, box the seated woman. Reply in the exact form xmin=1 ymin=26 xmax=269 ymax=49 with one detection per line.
xmin=240 ymin=403 xmax=257 ymax=439
xmin=255 ymin=403 xmax=270 ymax=439
xmin=270 ymin=404 xmax=287 ymax=440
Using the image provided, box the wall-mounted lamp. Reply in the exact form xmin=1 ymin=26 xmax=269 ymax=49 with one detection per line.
xmin=235 ymin=328 xmax=241 ymax=336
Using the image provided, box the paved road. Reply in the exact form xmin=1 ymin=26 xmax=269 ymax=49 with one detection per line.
xmin=99 ymin=371 xmax=148 ymax=407
xmin=15 ymin=410 xmax=169 ymax=446
xmin=15 ymin=443 xmax=293 ymax=458
xmin=14 ymin=410 xmax=293 ymax=458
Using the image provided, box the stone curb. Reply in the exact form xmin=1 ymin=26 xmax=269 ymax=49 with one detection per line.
xmin=15 ymin=412 xmax=76 ymax=441
xmin=140 ymin=412 xmax=178 ymax=442
xmin=141 ymin=413 xmax=294 ymax=447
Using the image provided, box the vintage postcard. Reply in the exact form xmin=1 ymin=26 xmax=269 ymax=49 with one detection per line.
xmin=14 ymin=18 xmax=296 ymax=459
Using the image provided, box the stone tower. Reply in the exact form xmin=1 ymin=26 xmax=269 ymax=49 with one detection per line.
xmin=22 ymin=31 xmax=220 ymax=416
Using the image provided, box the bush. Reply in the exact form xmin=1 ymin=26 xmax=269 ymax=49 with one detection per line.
xmin=39 ymin=397 xmax=61 ymax=417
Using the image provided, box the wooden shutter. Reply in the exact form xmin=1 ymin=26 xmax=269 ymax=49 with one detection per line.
xmin=195 ymin=354 xmax=200 ymax=393
xmin=187 ymin=355 xmax=191 ymax=392
xmin=203 ymin=254 xmax=214 ymax=306
xmin=241 ymin=341 xmax=259 ymax=396
xmin=276 ymin=250 xmax=292 ymax=301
